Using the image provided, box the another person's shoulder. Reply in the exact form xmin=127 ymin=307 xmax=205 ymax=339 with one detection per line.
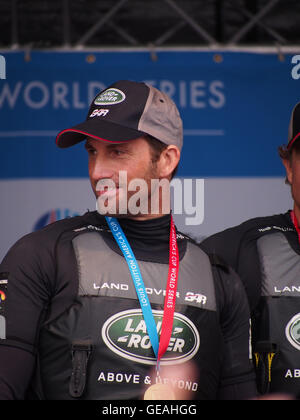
xmin=229 ymin=211 xmax=292 ymax=233
xmin=180 ymin=230 xmax=251 ymax=318
xmin=199 ymin=212 xmax=293 ymax=311
xmin=178 ymin=228 xmax=231 ymax=273
xmin=202 ymin=211 xmax=292 ymax=248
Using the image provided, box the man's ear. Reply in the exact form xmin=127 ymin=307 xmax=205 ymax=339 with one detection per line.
xmin=282 ymin=157 xmax=293 ymax=185
xmin=157 ymin=145 xmax=180 ymax=178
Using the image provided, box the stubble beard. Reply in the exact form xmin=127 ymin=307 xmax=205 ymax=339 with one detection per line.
xmin=94 ymin=162 xmax=169 ymax=219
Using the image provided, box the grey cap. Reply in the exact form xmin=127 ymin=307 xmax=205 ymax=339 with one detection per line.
xmin=56 ymin=80 xmax=183 ymax=150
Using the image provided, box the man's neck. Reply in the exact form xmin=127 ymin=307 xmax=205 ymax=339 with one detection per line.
xmin=125 ymin=212 xmax=170 ymax=222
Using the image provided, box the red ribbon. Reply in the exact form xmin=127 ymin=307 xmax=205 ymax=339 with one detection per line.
xmin=290 ymin=210 xmax=300 ymax=243
xmin=157 ymin=215 xmax=179 ymax=363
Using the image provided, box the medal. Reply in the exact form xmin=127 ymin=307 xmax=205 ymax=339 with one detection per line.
xmin=144 ymin=383 xmax=176 ymax=400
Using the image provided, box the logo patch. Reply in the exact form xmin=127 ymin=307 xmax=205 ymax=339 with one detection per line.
xmin=0 ymin=274 xmax=8 ymax=340
xmin=102 ymin=309 xmax=200 ymax=365
xmin=94 ymin=88 xmax=126 ymax=105
xmin=0 ymin=290 xmax=6 ymax=302
xmin=90 ymin=109 xmax=110 ymax=118
xmin=285 ymin=313 xmax=300 ymax=351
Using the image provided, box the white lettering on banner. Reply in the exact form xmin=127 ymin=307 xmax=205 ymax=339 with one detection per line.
xmin=0 ymin=81 xmax=106 ymax=109
xmin=53 ymin=82 xmax=86 ymax=109
xmin=0 ymin=82 xmax=22 ymax=107
xmin=24 ymin=81 xmax=50 ymax=109
xmin=145 ymin=79 xmax=226 ymax=109
xmin=0 ymin=55 xmax=6 ymax=80
xmin=73 ymin=82 xmax=85 ymax=109
xmin=53 ymin=82 xmax=69 ymax=108
xmin=88 ymin=81 xmax=106 ymax=104
xmin=291 ymin=55 xmax=300 ymax=80
xmin=0 ymin=80 xmax=225 ymax=110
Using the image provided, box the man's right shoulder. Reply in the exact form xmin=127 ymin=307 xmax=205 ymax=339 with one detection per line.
xmin=2 ymin=211 xmax=107 ymax=261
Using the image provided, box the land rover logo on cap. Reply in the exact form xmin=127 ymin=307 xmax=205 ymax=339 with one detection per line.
xmin=94 ymin=88 xmax=126 ymax=105
xmin=285 ymin=313 xmax=300 ymax=351
xmin=101 ymin=309 xmax=200 ymax=365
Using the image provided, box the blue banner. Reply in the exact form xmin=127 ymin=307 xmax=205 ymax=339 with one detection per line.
xmin=0 ymin=50 xmax=298 ymax=178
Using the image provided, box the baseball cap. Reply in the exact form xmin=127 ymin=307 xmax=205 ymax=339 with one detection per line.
xmin=287 ymin=102 xmax=300 ymax=150
xmin=56 ymin=80 xmax=183 ymax=150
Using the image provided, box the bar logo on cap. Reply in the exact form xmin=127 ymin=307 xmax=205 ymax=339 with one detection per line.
xmin=94 ymin=88 xmax=126 ymax=105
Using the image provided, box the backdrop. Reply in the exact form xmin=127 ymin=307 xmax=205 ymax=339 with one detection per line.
xmin=0 ymin=49 xmax=296 ymax=259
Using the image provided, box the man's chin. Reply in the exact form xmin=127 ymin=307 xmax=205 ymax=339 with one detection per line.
xmin=96 ymin=201 xmax=131 ymax=218
xmin=96 ymin=204 xmax=153 ymax=220
xmin=96 ymin=207 xmax=146 ymax=219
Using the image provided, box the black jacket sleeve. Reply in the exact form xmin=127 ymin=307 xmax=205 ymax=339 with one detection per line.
xmin=201 ymin=226 xmax=262 ymax=312
xmin=212 ymin=262 xmax=257 ymax=400
xmin=0 ymin=346 xmax=35 ymax=400
xmin=0 ymin=232 xmax=55 ymax=400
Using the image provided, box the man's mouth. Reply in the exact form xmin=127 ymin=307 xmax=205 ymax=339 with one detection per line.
xmin=96 ymin=186 xmax=119 ymax=197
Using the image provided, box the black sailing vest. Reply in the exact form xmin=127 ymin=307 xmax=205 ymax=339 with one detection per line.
xmin=36 ymin=230 xmax=224 ymax=400
xmin=254 ymin=231 xmax=300 ymax=396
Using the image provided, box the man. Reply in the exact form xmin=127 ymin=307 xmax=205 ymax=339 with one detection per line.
xmin=201 ymin=102 xmax=300 ymax=399
xmin=0 ymin=80 xmax=255 ymax=400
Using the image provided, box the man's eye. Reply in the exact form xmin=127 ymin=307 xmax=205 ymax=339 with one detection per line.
xmin=112 ymin=149 xmax=124 ymax=156
xmin=86 ymin=147 xmax=96 ymax=155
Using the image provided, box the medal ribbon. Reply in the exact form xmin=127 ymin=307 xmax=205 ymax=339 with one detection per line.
xmin=290 ymin=210 xmax=300 ymax=244
xmin=105 ymin=215 xmax=179 ymax=364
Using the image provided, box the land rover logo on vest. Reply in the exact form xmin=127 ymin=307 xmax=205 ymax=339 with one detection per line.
xmin=102 ymin=309 xmax=200 ymax=365
xmin=94 ymin=88 xmax=126 ymax=105
xmin=285 ymin=313 xmax=300 ymax=351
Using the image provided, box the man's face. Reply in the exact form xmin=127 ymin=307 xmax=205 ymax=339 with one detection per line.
xmin=283 ymin=147 xmax=300 ymax=214
xmin=85 ymin=136 xmax=162 ymax=219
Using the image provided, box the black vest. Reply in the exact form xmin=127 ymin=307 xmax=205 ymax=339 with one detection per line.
xmin=254 ymin=232 xmax=300 ymax=396
xmin=37 ymin=230 xmax=224 ymax=400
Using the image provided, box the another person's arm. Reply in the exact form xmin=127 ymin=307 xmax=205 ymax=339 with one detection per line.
xmin=213 ymin=263 xmax=257 ymax=400
xmin=0 ymin=234 xmax=53 ymax=399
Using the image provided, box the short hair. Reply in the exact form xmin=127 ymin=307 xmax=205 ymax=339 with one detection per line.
xmin=143 ymin=134 xmax=179 ymax=179
xmin=278 ymin=142 xmax=300 ymax=184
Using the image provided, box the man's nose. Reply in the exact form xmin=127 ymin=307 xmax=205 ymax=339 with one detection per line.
xmin=90 ymin=155 xmax=115 ymax=180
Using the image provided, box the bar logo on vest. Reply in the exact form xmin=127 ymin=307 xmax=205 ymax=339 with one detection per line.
xmin=101 ymin=309 xmax=200 ymax=365
xmin=285 ymin=313 xmax=300 ymax=351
